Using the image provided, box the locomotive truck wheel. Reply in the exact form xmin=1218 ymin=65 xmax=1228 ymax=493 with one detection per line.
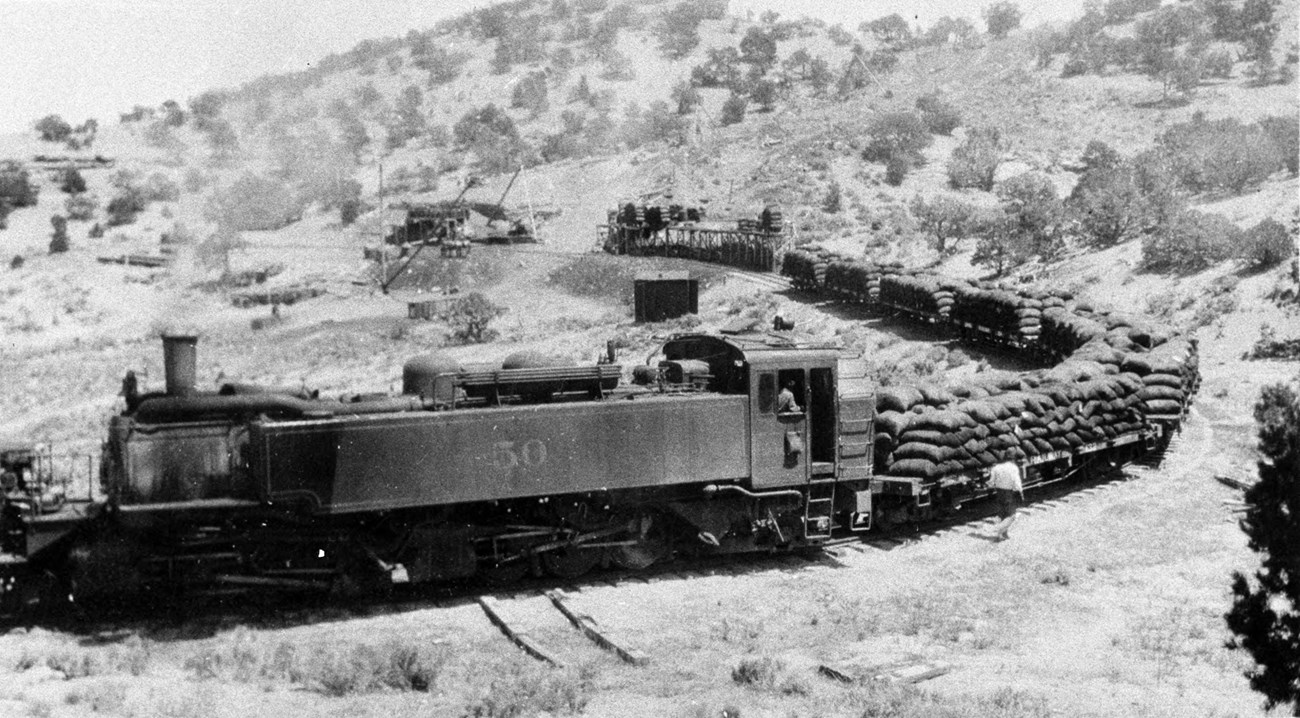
xmin=540 ymin=546 xmax=600 ymax=579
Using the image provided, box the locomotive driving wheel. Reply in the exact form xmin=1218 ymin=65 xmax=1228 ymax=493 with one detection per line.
xmin=538 ymin=499 xmax=606 ymax=579
xmin=609 ymin=511 xmax=670 ymax=570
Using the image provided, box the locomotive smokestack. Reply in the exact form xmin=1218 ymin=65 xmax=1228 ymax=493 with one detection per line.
xmin=161 ymin=333 xmax=199 ymax=396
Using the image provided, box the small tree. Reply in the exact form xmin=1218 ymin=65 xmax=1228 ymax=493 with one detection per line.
xmin=387 ymin=85 xmax=428 ymax=150
xmin=983 ymin=2 xmax=1023 ymax=39
xmin=0 ymin=162 xmax=39 ymax=208
xmin=925 ymin=16 xmax=976 ymax=46
xmin=997 ymin=172 xmax=1066 ymax=259
xmin=1081 ymin=140 xmax=1122 ymax=171
xmin=915 ymin=94 xmax=961 ymax=135
xmin=910 ymin=195 xmax=981 ymax=253
xmin=822 ymin=181 xmax=842 ymax=213
xmin=1225 ymin=380 xmax=1300 ymax=715
xmin=691 ymin=47 xmax=742 ymax=88
xmin=884 ymin=154 xmax=910 ymax=186
xmin=1141 ymin=208 xmax=1240 ymax=273
xmin=861 ymin=112 xmax=932 ymax=165
xmin=750 ymin=79 xmax=778 ymax=112
xmin=64 ymin=193 xmax=98 ymax=221
xmin=862 ymin=14 xmax=913 ymax=52
xmin=739 ymin=27 xmax=778 ymax=73
xmin=205 ymin=119 xmax=240 ymax=164
xmin=106 ymin=189 xmax=146 ymax=227
xmin=48 ymin=215 xmax=70 ymax=254
xmin=1239 ymin=217 xmax=1295 ymax=269
xmin=827 ymin=24 xmax=854 ymax=46
xmin=1069 ymin=165 xmax=1149 ymax=248
xmin=671 ymin=81 xmax=701 ymax=115
xmin=972 ymin=215 xmax=1033 ymax=275
xmin=445 ymin=292 xmax=506 ymax=344
xmin=60 ymin=168 xmax=86 ymax=194
xmin=655 ymin=3 xmax=703 ymax=60
xmin=720 ymin=92 xmax=747 ymax=126
xmin=34 ymin=115 xmax=73 ymax=143
xmin=511 ymin=72 xmax=550 ymax=118
xmin=1258 ymin=115 xmax=1299 ymax=176
xmin=1154 ymin=51 xmax=1204 ymax=101
xmin=160 ymin=99 xmax=186 ymax=127
xmin=948 ymin=128 xmax=1003 ymax=191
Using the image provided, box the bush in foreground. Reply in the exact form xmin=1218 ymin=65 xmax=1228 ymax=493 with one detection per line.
xmin=1226 ymin=380 xmax=1300 ymax=713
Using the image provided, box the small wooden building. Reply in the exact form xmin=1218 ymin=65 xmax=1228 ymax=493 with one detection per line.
xmin=634 ymin=271 xmax=698 ymax=323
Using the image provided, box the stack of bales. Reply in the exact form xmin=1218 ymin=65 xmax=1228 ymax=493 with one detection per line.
xmin=770 ymin=252 xmax=1200 ymax=486
xmin=874 ymin=368 xmax=1152 ymax=481
xmin=1120 ymin=338 xmax=1200 ymax=416
xmin=780 ymin=250 xmax=821 ymax=289
xmin=780 ymin=248 xmax=853 ymax=290
xmin=951 ymin=285 xmax=1044 ymax=342
xmin=824 ymin=260 xmax=860 ymax=299
xmin=825 ymin=261 xmax=895 ymax=302
xmin=1040 ymin=307 xmax=1107 ymax=359
xmin=879 ymin=274 xmax=958 ymax=318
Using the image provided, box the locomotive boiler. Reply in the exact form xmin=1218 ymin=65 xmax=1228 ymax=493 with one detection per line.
xmin=5 ymin=332 xmax=877 ymax=605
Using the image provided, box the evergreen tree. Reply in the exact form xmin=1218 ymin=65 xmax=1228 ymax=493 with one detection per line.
xmin=1226 ymin=380 xmax=1300 ymax=715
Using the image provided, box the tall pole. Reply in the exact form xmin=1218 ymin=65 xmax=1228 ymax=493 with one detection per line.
xmin=378 ymin=163 xmax=387 ymax=294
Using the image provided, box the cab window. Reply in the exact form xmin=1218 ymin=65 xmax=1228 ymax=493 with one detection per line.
xmin=777 ymin=369 xmax=806 ymax=414
xmin=758 ymin=373 xmax=776 ymax=414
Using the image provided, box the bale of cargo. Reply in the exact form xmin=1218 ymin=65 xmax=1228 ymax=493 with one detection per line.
xmin=893 ymin=442 xmax=955 ymax=463
xmin=956 ymin=400 xmax=1010 ymax=424
xmin=887 ymin=458 xmax=943 ymax=479
xmin=877 ymin=386 xmax=925 ymax=413
xmin=897 ymin=428 xmax=964 ymax=447
xmin=875 ymin=410 xmax=911 ymax=438
xmin=907 ymin=409 xmax=977 ymax=432
xmin=917 ymin=383 xmax=957 ymax=407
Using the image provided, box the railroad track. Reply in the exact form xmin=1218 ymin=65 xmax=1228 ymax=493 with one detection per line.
xmin=725 ymin=268 xmax=790 ymax=292
xmin=477 ymin=589 xmax=647 ymax=667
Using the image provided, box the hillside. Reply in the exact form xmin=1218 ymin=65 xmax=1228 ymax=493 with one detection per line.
xmin=0 ymin=0 xmax=1297 ymax=715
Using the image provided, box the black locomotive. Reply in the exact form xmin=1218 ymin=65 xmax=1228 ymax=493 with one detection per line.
xmin=2 ymin=332 xmax=877 ymax=606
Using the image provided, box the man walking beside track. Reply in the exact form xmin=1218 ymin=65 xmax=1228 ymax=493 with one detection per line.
xmin=989 ymin=458 xmax=1024 ymax=541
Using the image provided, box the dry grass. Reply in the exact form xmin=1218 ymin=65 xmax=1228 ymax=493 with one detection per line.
xmin=462 ymin=661 xmax=592 ymax=717
xmin=183 ymin=628 xmax=446 ymax=696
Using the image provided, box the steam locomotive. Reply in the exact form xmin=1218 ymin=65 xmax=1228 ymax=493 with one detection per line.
xmin=1 ymin=332 xmax=880 ymax=606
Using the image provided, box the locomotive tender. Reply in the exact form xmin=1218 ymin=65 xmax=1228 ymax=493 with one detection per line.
xmin=3 ymin=331 xmax=881 ymax=603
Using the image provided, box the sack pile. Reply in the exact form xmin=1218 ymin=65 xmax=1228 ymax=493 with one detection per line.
xmin=780 ymin=250 xmax=823 ymax=289
xmin=951 ymin=285 xmax=1048 ymax=342
xmin=875 ymin=371 xmax=1151 ymax=480
xmin=776 ymin=250 xmax=1199 ymax=483
xmin=1120 ymin=338 xmax=1199 ymax=416
xmin=879 ymin=274 xmax=960 ymax=318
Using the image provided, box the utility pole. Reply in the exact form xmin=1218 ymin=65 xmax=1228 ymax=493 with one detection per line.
xmin=378 ymin=163 xmax=387 ymax=293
